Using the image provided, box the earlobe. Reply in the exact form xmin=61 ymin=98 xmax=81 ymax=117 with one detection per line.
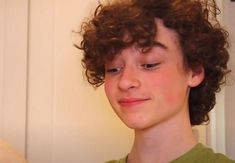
xmin=188 ymin=66 xmax=205 ymax=87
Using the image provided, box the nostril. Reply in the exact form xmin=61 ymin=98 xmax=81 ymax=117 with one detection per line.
xmin=129 ymin=85 xmax=136 ymax=89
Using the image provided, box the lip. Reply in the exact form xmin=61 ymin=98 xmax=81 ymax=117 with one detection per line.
xmin=118 ymin=98 xmax=150 ymax=107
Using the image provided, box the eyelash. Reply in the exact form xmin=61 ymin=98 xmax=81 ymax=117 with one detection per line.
xmin=106 ymin=67 xmax=122 ymax=74
xmin=141 ymin=63 xmax=160 ymax=70
xmin=105 ymin=63 xmax=160 ymax=74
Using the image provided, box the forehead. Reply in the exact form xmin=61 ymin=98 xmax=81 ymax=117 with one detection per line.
xmin=154 ymin=18 xmax=181 ymax=49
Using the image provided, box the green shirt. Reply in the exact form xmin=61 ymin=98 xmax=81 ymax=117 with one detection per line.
xmin=105 ymin=143 xmax=235 ymax=163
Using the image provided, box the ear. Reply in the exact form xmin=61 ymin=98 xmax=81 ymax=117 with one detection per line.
xmin=188 ymin=66 xmax=205 ymax=87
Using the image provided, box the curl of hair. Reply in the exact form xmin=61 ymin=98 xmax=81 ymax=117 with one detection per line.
xmin=77 ymin=0 xmax=230 ymax=125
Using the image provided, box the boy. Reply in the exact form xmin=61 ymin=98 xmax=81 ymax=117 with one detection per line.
xmin=78 ymin=0 xmax=234 ymax=162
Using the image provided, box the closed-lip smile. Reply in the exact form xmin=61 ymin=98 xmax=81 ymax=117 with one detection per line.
xmin=118 ymin=98 xmax=150 ymax=107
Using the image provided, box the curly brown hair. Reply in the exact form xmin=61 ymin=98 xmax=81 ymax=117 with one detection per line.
xmin=77 ymin=0 xmax=230 ymax=125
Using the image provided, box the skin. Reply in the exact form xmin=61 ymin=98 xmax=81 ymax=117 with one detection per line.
xmin=104 ymin=19 xmax=205 ymax=163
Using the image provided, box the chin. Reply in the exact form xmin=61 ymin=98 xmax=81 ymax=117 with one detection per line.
xmin=121 ymin=119 xmax=150 ymax=130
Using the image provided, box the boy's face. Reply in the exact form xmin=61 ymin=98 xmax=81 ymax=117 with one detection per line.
xmin=104 ymin=19 xmax=203 ymax=130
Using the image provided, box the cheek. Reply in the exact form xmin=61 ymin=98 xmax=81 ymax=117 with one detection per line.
xmin=148 ymin=71 xmax=188 ymax=104
xmin=104 ymin=80 xmax=114 ymax=100
xmin=104 ymin=82 xmax=110 ymax=97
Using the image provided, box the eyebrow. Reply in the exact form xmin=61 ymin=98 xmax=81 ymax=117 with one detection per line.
xmin=153 ymin=41 xmax=168 ymax=50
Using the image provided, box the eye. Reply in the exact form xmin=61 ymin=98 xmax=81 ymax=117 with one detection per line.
xmin=106 ymin=67 xmax=122 ymax=74
xmin=141 ymin=63 xmax=160 ymax=70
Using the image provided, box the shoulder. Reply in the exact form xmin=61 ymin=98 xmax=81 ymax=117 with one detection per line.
xmin=199 ymin=144 xmax=234 ymax=163
xmin=213 ymin=153 xmax=235 ymax=163
xmin=172 ymin=143 xmax=235 ymax=163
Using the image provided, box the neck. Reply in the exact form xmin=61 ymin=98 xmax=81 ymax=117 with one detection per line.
xmin=128 ymin=113 xmax=197 ymax=163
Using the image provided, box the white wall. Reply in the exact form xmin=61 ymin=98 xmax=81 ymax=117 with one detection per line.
xmin=205 ymin=0 xmax=227 ymax=154
xmin=0 ymin=0 xmax=28 ymax=156
xmin=224 ymin=0 xmax=235 ymax=160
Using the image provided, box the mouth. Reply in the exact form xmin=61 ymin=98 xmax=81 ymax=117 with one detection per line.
xmin=118 ymin=98 xmax=150 ymax=107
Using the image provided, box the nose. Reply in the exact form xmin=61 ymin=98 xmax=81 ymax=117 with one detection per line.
xmin=118 ymin=66 xmax=141 ymax=91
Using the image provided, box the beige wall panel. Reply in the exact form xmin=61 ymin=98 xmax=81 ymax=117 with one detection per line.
xmin=224 ymin=0 xmax=235 ymax=160
xmin=26 ymin=0 xmax=55 ymax=162
xmin=0 ymin=0 xmax=28 ymax=156
xmin=0 ymin=0 xmax=5 ymax=136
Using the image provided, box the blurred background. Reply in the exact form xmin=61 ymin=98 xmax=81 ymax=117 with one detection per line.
xmin=0 ymin=0 xmax=234 ymax=162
